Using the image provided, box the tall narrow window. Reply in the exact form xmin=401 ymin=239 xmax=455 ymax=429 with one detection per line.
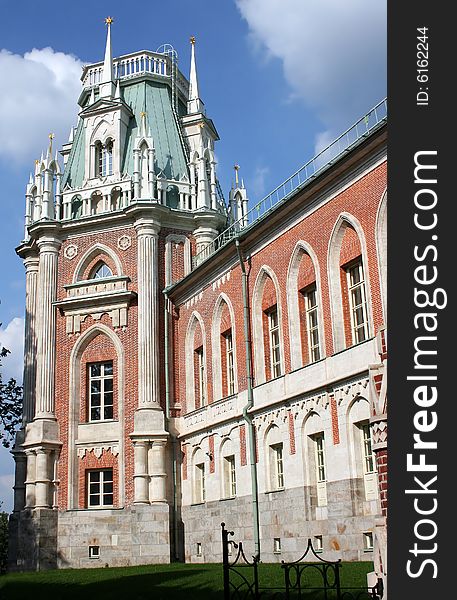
xmin=268 ymin=307 xmax=282 ymax=378
xmin=224 ymin=332 xmax=235 ymax=396
xmin=270 ymin=443 xmax=284 ymax=489
xmin=87 ymin=469 xmax=113 ymax=507
xmin=96 ymin=141 xmax=114 ymax=177
xmin=347 ymin=261 xmax=368 ymax=344
xmin=312 ymin=433 xmax=327 ymax=506
xmin=195 ymin=347 xmax=205 ymax=407
xmin=359 ymin=421 xmax=378 ymax=500
xmin=195 ymin=463 xmax=206 ymax=503
xmin=304 ymin=286 xmax=321 ymax=362
xmin=88 ymin=361 xmax=114 ymax=421
xmin=96 ymin=142 xmax=103 ymax=177
xmin=104 ymin=140 xmax=113 ymax=176
xmin=223 ymin=455 xmax=237 ymax=498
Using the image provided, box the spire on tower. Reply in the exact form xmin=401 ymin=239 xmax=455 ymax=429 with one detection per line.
xmin=100 ymin=17 xmax=115 ymax=98
xmin=188 ymin=36 xmax=204 ymax=114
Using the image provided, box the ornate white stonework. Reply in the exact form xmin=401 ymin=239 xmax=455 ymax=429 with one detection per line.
xmin=117 ymin=234 xmax=132 ymax=251
xmin=64 ymin=244 xmax=78 ymax=260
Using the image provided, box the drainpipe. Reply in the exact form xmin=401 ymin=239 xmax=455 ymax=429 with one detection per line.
xmin=163 ymin=290 xmax=180 ymax=561
xmin=235 ymin=238 xmax=260 ymax=560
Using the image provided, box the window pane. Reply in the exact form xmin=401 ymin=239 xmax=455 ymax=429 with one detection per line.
xmin=104 ymin=363 xmax=113 ymax=376
xmin=104 ymin=406 xmax=113 ymax=420
xmin=103 ymin=494 xmax=113 ymax=505
xmin=91 ymin=407 xmax=101 ymax=420
xmin=91 ymin=394 xmax=101 ymax=406
xmin=90 ymin=364 xmax=101 ymax=377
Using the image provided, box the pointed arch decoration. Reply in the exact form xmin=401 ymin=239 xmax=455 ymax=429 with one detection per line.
xmin=251 ymin=265 xmax=285 ymax=385
xmin=286 ymin=241 xmax=326 ymax=370
xmin=327 ymin=212 xmax=374 ymax=353
xmin=67 ymin=323 xmax=125 ymax=509
xmin=73 ymin=243 xmax=123 ymax=283
xmin=185 ymin=311 xmax=208 ymax=412
xmin=211 ymin=293 xmax=238 ymax=400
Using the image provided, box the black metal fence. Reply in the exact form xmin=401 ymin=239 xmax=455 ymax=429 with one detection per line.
xmin=221 ymin=523 xmax=383 ymax=600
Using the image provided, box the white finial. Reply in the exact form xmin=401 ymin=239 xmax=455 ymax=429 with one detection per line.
xmin=114 ymin=79 xmax=121 ymax=99
xmin=188 ymin=36 xmax=204 ymax=114
xmin=100 ymin=17 xmax=115 ymax=98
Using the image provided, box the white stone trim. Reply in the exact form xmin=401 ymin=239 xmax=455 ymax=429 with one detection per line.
xmin=73 ymin=243 xmax=124 ymax=283
xmin=164 ymin=234 xmax=191 ymax=287
xmin=211 ymin=293 xmax=239 ymax=401
xmin=185 ymin=311 xmax=208 ymax=411
xmin=375 ymin=190 xmax=387 ymax=324
xmin=251 ymin=265 xmax=285 ymax=385
xmin=67 ymin=323 xmax=125 ymax=509
xmin=327 ymin=212 xmax=374 ymax=353
xmin=286 ymin=241 xmax=326 ymax=371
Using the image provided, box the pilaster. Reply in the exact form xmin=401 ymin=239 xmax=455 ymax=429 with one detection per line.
xmin=22 ymin=254 xmax=39 ymax=425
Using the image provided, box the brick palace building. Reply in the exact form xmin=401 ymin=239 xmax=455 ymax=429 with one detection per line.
xmin=9 ymin=20 xmax=388 ymax=588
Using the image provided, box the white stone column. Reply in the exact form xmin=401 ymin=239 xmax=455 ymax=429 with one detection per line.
xmin=135 ymin=219 xmax=160 ymax=407
xmin=24 ymin=450 xmax=36 ymax=508
xmin=210 ymin=161 xmax=217 ymax=209
xmin=41 ymin=169 xmax=52 ymax=219
xmin=148 ymin=441 xmax=167 ymax=502
xmin=133 ymin=441 xmax=150 ymax=504
xmin=148 ymin=148 xmax=156 ymax=198
xmin=22 ymin=255 xmax=40 ymax=424
xmin=24 ymin=193 xmax=33 ymax=240
xmin=197 ymin=157 xmax=209 ymax=208
xmin=35 ymin=237 xmax=61 ymax=419
xmin=133 ymin=149 xmax=140 ymax=198
xmin=55 ymin=173 xmax=62 ymax=219
xmin=35 ymin=448 xmax=50 ymax=508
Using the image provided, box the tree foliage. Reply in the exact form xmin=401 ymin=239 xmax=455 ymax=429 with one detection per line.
xmin=0 ymin=328 xmax=23 ymax=449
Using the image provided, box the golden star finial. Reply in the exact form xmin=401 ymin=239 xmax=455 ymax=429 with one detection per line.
xmin=105 ymin=16 xmax=114 ymax=25
xmin=140 ymin=111 xmax=147 ymax=118
xmin=35 ymin=159 xmax=39 ymax=165
xmin=234 ymin=164 xmax=240 ymax=185
xmin=190 ymin=36 xmax=196 ymax=45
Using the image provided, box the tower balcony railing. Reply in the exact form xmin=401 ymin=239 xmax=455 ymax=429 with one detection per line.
xmin=192 ymin=98 xmax=387 ymax=268
xmin=81 ymin=50 xmax=189 ymax=98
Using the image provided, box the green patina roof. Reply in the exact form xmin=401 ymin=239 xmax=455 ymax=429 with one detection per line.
xmin=62 ymin=79 xmax=188 ymax=191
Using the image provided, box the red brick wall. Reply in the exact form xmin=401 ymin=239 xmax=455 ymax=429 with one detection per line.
xmin=78 ymin=449 xmax=119 ymax=509
xmin=376 ymin=448 xmax=388 ymax=516
xmin=175 ymin=162 xmax=386 ymax=416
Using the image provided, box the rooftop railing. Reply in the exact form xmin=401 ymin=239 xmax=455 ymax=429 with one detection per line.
xmin=193 ymin=98 xmax=387 ymax=267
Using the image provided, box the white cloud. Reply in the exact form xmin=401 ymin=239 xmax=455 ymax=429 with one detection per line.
xmin=0 ymin=47 xmax=83 ymax=164
xmin=0 ymin=468 xmax=14 ymax=513
xmin=0 ymin=317 xmax=25 ymax=383
xmin=236 ymin=0 xmax=386 ymax=150
xmin=251 ymin=165 xmax=270 ymax=198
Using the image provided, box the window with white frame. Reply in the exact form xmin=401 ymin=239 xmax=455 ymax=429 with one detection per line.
xmin=267 ymin=307 xmax=282 ymax=378
xmin=195 ymin=463 xmax=206 ymax=503
xmin=96 ymin=140 xmax=114 ymax=177
xmin=195 ymin=347 xmax=206 ymax=407
xmin=359 ymin=421 xmax=378 ymax=501
xmin=87 ymin=469 xmax=113 ymax=507
xmin=88 ymin=361 xmax=114 ymax=421
xmin=347 ymin=260 xmax=368 ymax=344
xmin=223 ymin=455 xmax=237 ymax=498
xmin=224 ymin=331 xmax=235 ymax=396
xmin=304 ymin=285 xmax=321 ymax=362
xmin=363 ymin=531 xmax=374 ymax=551
xmin=270 ymin=443 xmax=284 ymax=490
xmin=312 ymin=433 xmax=327 ymax=506
xmin=90 ymin=262 xmax=113 ymax=279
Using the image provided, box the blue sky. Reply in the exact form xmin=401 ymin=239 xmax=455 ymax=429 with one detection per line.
xmin=0 ymin=0 xmax=386 ymax=510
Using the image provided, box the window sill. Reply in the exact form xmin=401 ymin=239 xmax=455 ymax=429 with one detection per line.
xmin=191 ymin=501 xmax=206 ymax=507
xmin=265 ymin=487 xmax=285 ymax=494
xmin=220 ymin=495 xmax=236 ymax=502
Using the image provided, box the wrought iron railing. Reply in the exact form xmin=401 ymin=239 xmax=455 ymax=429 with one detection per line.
xmin=194 ymin=98 xmax=387 ymax=267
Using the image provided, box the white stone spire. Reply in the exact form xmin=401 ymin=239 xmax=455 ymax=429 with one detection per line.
xmin=100 ymin=17 xmax=115 ymax=98
xmin=188 ymin=37 xmax=204 ymax=114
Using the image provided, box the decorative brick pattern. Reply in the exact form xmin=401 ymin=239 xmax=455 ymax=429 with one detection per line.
xmin=330 ymin=396 xmax=340 ymax=445
xmin=288 ymin=410 xmax=296 ymax=455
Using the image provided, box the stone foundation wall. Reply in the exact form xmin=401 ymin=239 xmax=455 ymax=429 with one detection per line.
xmin=182 ymin=481 xmax=379 ymax=563
xmin=9 ymin=504 xmax=170 ymax=570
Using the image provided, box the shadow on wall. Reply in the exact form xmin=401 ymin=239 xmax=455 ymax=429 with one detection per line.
xmin=0 ymin=566 xmax=222 ymax=600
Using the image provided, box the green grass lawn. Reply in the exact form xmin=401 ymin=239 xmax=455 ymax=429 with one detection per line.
xmin=0 ymin=561 xmax=374 ymax=600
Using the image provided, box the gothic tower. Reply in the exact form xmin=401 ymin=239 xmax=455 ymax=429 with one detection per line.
xmin=10 ymin=19 xmax=227 ymax=569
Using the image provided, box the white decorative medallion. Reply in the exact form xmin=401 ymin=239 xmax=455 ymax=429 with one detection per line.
xmin=64 ymin=244 xmax=78 ymax=260
xmin=118 ymin=235 xmax=132 ymax=251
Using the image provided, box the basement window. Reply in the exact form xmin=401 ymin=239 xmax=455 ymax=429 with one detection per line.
xmin=196 ymin=542 xmax=202 ymax=557
xmin=314 ymin=535 xmax=323 ymax=553
xmin=363 ymin=532 xmax=374 ymax=552
xmin=89 ymin=545 xmax=100 ymax=559
xmin=273 ymin=538 xmax=281 ymax=554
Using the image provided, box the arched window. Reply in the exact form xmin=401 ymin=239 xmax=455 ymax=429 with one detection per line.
xmin=252 ymin=267 xmax=284 ymax=385
xmin=265 ymin=424 xmax=285 ymax=491
xmin=95 ymin=140 xmax=114 ymax=177
xmin=212 ymin=295 xmax=238 ymax=400
xmin=71 ymin=195 xmax=83 ymax=219
xmin=192 ymin=448 xmax=206 ymax=504
xmin=347 ymin=397 xmax=378 ymax=501
xmin=220 ymin=438 xmax=237 ymax=499
xmin=328 ymin=214 xmax=373 ymax=352
xmin=303 ymin=412 xmax=327 ymax=507
xmin=90 ymin=262 xmax=113 ymax=279
xmin=185 ymin=313 xmax=208 ymax=412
